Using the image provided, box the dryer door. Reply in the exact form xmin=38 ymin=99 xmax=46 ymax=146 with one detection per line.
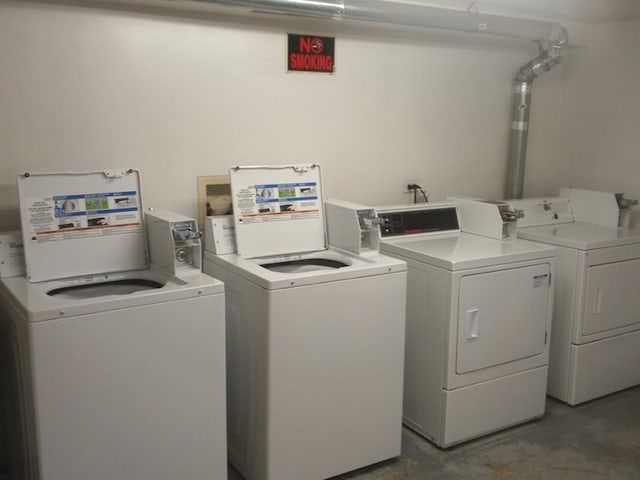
xmin=456 ymin=264 xmax=551 ymax=374
xmin=582 ymin=258 xmax=640 ymax=337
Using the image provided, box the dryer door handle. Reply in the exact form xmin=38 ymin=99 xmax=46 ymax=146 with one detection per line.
xmin=593 ymin=288 xmax=602 ymax=315
xmin=465 ymin=308 xmax=479 ymax=340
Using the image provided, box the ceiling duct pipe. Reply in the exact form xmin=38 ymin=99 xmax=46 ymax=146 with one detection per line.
xmin=178 ymin=0 xmax=569 ymax=197
xmin=195 ymin=0 xmax=561 ymax=41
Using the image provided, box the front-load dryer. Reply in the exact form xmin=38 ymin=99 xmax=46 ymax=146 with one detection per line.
xmin=510 ymin=192 xmax=640 ymax=405
xmin=203 ymin=164 xmax=407 ymax=480
xmin=377 ymin=202 xmax=556 ymax=448
xmin=0 ymin=170 xmax=227 ymax=480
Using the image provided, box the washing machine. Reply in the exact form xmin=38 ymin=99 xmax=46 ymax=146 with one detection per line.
xmin=202 ymin=165 xmax=407 ymax=480
xmin=0 ymin=169 xmax=227 ymax=480
xmin=377 ymin=201 xmax=556 ymax=448
xmin=509 ymin=188 xmax=640 ymax=405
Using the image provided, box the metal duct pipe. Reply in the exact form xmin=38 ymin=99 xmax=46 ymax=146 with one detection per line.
xmin=177 ymin=0 xmax=569 ymax=198
xmin=506 ymin=81 xmax=533 ymax=200
xmin=197 ymin=0 xmax=559 ymax=41
xmin=506 ymin=26 xmax=568 ymax=199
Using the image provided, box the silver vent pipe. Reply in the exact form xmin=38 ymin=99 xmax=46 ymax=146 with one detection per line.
xmin=195 ymin=0 xmax=561 ymax=41
xmin=171 ymin=0 xmax=568 ymax=197
xmin=506 ymin=26 xmax=568 ymax=199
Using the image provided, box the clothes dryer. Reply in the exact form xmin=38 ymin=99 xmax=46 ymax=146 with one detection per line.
xmin=203 ymin=165 xmax=407 ymax=480
xmin=377 ymin=202 xmax=555 ymax=448
xmin=510 ymin=191 xmax=640 ymax=405
xmin=0 ymin=170 xmax=227 ymax=480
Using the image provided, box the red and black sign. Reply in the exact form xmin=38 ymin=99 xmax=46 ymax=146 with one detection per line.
xmin=288 ymin=34 xmax=335 ymax=73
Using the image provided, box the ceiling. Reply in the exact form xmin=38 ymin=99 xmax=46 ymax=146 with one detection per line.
xmin=407 ymin=0 xmax=640 ymax=24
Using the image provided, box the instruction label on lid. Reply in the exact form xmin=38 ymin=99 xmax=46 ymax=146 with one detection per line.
xmin=235 ymin=182 xmax=320 ymax=223
xmin=230 ymin=164 xmax=326 ymax=258
xmin=18 ymin=169 xmax=147 ymax=282
xmin=24 ymin=191 xmax=141 ymax=243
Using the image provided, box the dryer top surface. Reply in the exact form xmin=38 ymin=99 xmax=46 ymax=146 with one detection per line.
xmin=518 ymin=222 xmax=640 ymax=250
xmin=381 ymin=232 xmax=555 ymax=271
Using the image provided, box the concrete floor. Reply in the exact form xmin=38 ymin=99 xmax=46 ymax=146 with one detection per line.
xmin=229 ymin=386 xmax=640 ymax=480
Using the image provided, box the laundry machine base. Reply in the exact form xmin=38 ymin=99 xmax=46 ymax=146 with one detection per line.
xmin=555 ymin=330 xmax=640 ymax=406
xmin=212 ymin=259 xmax=406 ymax=480
xmin=405 ymin=366 xmax=548 ymax=448
xmin=1 ymin=288 xmax=227 ymax=480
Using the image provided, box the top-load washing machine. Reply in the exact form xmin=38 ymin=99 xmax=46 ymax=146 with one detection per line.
xmin=203 ymin=164 xmax=407 ymax=480
xmin=0 ymin=170 xmax=227 ymax=480
xmin=509 ymin=188 xmax=640 ymax=405
xmin=377 ymin=200 xmax=556 ymax=448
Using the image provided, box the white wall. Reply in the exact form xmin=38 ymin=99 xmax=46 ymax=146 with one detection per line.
xmin=0 ymin=0 xmax=573 ymax=231
xmin=561 ymin=19 xmax=640 ymax=201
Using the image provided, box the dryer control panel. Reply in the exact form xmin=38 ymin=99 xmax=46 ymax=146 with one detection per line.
xmin=377 ymin=204 xmax=460 ymax=238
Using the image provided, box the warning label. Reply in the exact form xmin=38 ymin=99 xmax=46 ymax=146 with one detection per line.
xmin=288 ymin=34 xmax=335 ymax=73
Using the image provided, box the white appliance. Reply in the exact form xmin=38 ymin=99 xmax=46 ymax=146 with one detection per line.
xmin=509 ymin=189 xmax=640 ymax=405
xmin=203 ymin=164 xmax=407 ymax=480
xmin=0 ymin=170 xmax=227 ymax=480
xmin=377 ymin=202 xmax=556 ymax=448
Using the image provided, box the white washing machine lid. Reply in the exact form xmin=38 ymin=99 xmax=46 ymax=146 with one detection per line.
xmin=17 ymin=169 xmax=148 ymax=282
xmin=381 ymin=232 xmax=555 ymax=271
xmin=229 ymin=164 xmax=326 ymax=258
xmin=518 ymin=222 xmax=640 ymax=250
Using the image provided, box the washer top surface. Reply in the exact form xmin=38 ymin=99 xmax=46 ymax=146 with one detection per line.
xmin=205 ymin=247 xmax=405 ymax=290
xmin=518 ymin=222 xmax=640 ymax=250
xmin=381 ymin=232 xmax=555 ymax=271
xmin=0 ymin=268 xmax=224 ymax=323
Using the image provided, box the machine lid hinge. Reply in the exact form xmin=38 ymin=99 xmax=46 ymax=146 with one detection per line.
xmin=545 ymin=331 xmax=548 ymax=345
xmin=103 ymin=169 xmax=135 ymax=178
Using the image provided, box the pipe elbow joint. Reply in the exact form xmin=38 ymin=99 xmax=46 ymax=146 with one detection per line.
xmin=544 ymin=25 xmax=569 ymax=63
xmin=516 ymin=24 xmax=568 ymax=83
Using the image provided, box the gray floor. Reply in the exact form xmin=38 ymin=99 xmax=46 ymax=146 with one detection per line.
xmin=229 ymin=386 xmax=640 ymax=480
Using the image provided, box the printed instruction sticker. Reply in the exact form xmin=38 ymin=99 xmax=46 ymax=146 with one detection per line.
xmin=25 ymin=191 xmax=141 ymax=243
xmin=0 ymin=231 xmax=26 ymax=278
xmin=533 ymin=273 xmax=549 ymax=288
xmin=235 ymin=182 xmax=320 ymax=224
